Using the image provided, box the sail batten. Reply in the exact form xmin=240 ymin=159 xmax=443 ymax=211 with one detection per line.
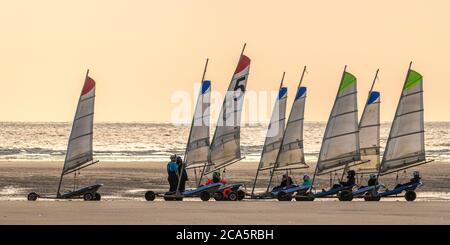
xmin=316 ymin=70 xmax=360 ymax=174
xmin=380 ymin=68 xmax=426 ymax=173
xmin=209 ymin=54 xmax=251 ymax=171
xmin=62 ymin=75 xmax=96 ymax=174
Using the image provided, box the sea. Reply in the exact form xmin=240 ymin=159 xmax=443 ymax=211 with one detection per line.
xmin=0 ymin=121 xmax=449 ymax=163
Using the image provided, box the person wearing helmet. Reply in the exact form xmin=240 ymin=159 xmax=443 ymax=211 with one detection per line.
xmin=204 ymin=171 xmax=226 ymax=185
xmin=394 ymin=171 xmax=422 ymax=189
xmin=411 ymin=171 xmax=421 ymax=183
xmin=176 ymin=156 xmax=189 ymax=192
xmin=339 ymin=170 xmax=356 ymax=187
xmin=167 ymin=154 xmax=179 ymax=192
xmin=302 ymin=174 xmax=312 ymax=188
xmin=272 ymin=173 xmax=294 ymax=191
xmin=368 ymin=174 xmax=378 ymax=186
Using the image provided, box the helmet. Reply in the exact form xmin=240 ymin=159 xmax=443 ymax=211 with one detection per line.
xmin=170 ymin=154 xmax=177 ymax=161
xmin=347 ymin=170 xmax=356 ymax=176
xmin=303 ymin=174 xmax=310 ymax=181
xmin=212 ymin=171 xmax=221 ymax=179
xmin=413 ymin=171 xmax=420 ymax=177
xmin=369 ymin=173 xmax=376 ymax=179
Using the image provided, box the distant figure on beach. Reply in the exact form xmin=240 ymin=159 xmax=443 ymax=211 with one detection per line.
xmin=340 ymin=170 xmax=356 ymax=187
xmin=167 ymin=155 xmax=179 ymax=192
xmin=273 ymin=174 xmax=294 ymax=191
xmin=204 ymin=171 xmax=226 ymax=185
xmin=367 ymin=174 xmax=378 ymax=186
xmin=394 ymin=171 xmax=421 ymax=189
xmin=176 ymin=156 xmax=188 ymax=192
xmin=302 ymin=174 xmax=312 ymax=188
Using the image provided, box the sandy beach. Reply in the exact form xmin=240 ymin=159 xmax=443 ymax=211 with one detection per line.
xmin=0 ymin=201 xmax=448 ymax=225
xmin=0 ymin=160 xmax=449 ymax=224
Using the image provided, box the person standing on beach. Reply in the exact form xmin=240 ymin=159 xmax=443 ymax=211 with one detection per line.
xmin=176 ymin=156 xmax=188 ymax=192
xmin=167 ymin=155 xmax=179 ymax=192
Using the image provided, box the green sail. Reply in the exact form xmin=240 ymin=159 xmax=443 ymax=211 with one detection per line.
xmin=403 ymin=70 xmax=422 ymax=92
xmin=339 ymin=72 xmax=357 ymax=93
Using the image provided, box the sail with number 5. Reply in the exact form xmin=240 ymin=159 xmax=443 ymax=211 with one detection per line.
xmin=379 ymin=65 xmax=430 ymax=174
xmin=208 ymin=49 xmax=251 ymax=172
xmin=315 ymin=68 xmax=361 ymax=175
xmin=62 ymin=73 xmax=96 ymax=174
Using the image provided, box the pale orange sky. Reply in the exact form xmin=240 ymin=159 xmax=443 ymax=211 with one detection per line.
xmin=0 ymin=0 xmax=449 ymax=122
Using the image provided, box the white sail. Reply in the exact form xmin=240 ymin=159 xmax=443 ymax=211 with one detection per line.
xmin=62 ymin=75 xmax=96 ymax=173
xmin=316 ymin=71 xmax=360 ymax=174
xmin=356 ymin=91 xmax=380 ymax=172
xmin=185 ymin=80 xmax=211 ymax=169
xmin=258 ymin=87 xmax=288 ymax=170
xmin=209 ymin=55 xmax=251 ymax=170
xmin=380 ymin=69 xmax=425 ymax=173
xmin=274 ymin=86 xmax=307 ymax=170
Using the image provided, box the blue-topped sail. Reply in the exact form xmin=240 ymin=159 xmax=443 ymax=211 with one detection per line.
xmin=356 ymin=90 xmax=381 ymax=172
xmin=185 ymin=80 xmax=211 ymax=169
xmin=202 ymin=80 xmax=211 ymax=94
xmin=295 ymin=87 xmax=307 ymax=100
xmin=258 ymin=86 xmax=288 ymax=170
xmin=274 ymin=86 xmax=308 ymax=170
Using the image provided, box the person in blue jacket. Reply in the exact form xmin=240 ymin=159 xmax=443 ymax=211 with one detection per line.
xmin=167 ymin=154 xmax=179 ymax=192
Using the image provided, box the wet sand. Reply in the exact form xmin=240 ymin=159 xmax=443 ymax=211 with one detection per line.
xmin=0 ymin=160 xmax=449 ymax=224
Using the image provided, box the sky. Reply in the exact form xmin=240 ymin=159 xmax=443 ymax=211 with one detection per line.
xmin=0 ymin=0 xmax=449 ymax=122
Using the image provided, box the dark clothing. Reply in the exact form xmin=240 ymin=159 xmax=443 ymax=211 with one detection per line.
xmin=368 ymin=178 xmax=378 ymax=186
xmin=280 ymin=176 xmax=294 ymax=187
xmin=177 ymin=162 xmax=189 ymax=192
xmin=168 ymin=174 xmax=178 ymax=192
xmin=273 ymin=176 xmax=294 ymax=191
xmin=340 ymin=175 xmax=356 ymax=187
xmin=410 ymin=176 xmax=421 ymax=184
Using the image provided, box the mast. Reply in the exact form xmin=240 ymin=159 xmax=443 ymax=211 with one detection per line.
xmin=265 ymin=66 xmax=307 ymax=193
xmin=250 ymin=71 xmax=286 ymax=196
xmin=176 ymin=58 xmax=209 ymax=194
xmin=57 ymin=69 xmax=90 ymax=197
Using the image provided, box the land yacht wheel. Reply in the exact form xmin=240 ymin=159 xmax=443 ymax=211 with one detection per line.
xmin=214 ymin=192 xmax=224 ymax=201
xmin=94 ymin=193 xmax=101 ymax=201
xmin=200 ymin=191 xmax=210 ymax=201
xmin=295 ymin=193 xmax=315 ymax=201
xmin=405 ymin=190 xmax=417 ymax=201
xmin=145 ymin=191 xmax=156 ymax=201
xmin=237 ymin=190 xmax=245 ymax=201
xmin=27 ymin=192 xmax=38 ymax=201
xmin=83 ymin=192 xmax=94 ymax=201
xmin=277 ymin=191 xmax=292 ymax=201
xmin=227 ymin=191 xmax=238 ymax=201
xmin=338 ymin=190 xmax=353 ymax=201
